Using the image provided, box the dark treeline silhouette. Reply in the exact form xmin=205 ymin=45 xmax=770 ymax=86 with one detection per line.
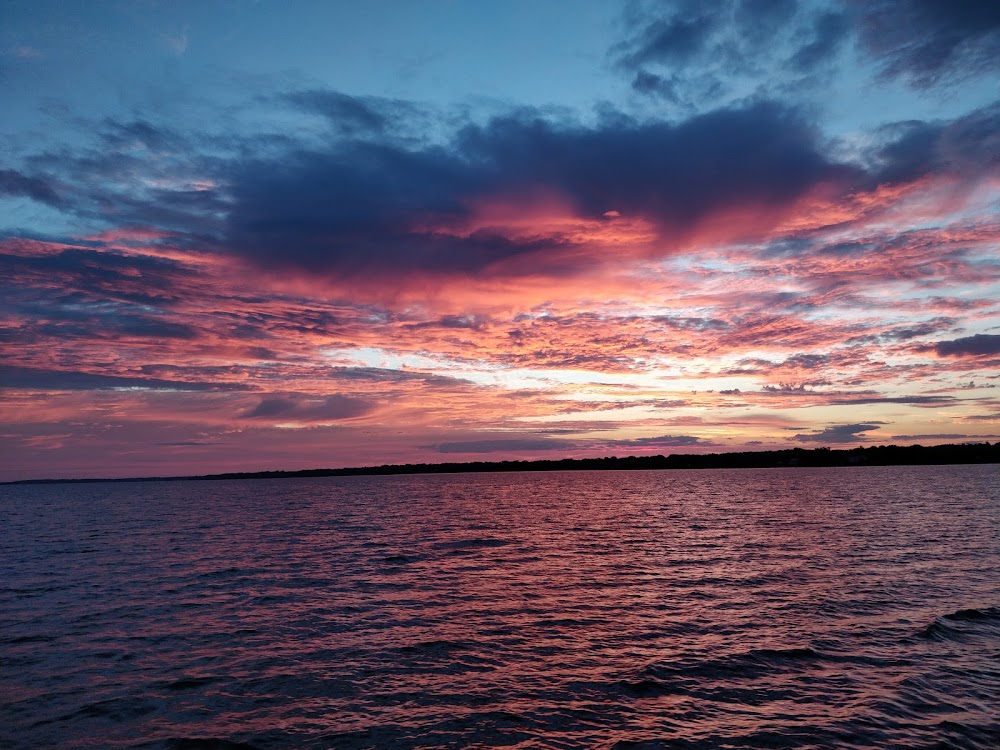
xmin=6 ymin=442 xmax=998 ymax=485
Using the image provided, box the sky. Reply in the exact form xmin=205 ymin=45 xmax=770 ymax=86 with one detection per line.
xmin=2 ymin=0 xmax=1000 ymax=480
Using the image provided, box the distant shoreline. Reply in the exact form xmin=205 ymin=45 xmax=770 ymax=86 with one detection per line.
xmin=3 ymin=441 xmax=997 ymax=485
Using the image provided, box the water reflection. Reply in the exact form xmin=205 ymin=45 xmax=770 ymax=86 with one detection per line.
xmin=1 ymin=466 xmax=998 ymax=748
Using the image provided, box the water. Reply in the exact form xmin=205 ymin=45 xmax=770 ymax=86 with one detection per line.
xmin=2 ymin=465 xmax=998 ymax=749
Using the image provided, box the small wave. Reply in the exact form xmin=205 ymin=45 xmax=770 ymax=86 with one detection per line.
xmin=636 ymin=646 xmax=824 ymax=685
xmin=164 ymin=677 xmax=214 ymax=691
xmin=381 ymin=553 xmax=417 ymax=564
xmin=3 ymin=634 xmax=56 ymax=645
xmin=917 ymin=606 xmax=1000 ymax=641
xmin=943 ymin=606 xmax=1000 ymax=623
xmin=432 ymin=537 xmax=511 ymax=551
xmin=398 ymin=638 xmax=471 ymax=654
xmin=196 ymin=567 xmax=242 ymax=579
xmin=934 ymin=719 xmax=1000 ymax=749
xmin=68 ymin=697 xmax=158 ymax=722
xmin=7 ymin=470 xmax=1000 ymax=750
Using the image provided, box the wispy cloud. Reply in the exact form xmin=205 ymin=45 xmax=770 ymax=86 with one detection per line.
xmin=793 ymin=423 xmax=884 ymax=444
xmin=6 ymin=45 xmax=43 ymax=59
xmin=162 ymin=26 xmax=188 ymax=56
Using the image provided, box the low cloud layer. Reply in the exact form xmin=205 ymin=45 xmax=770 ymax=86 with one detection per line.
xmin=240 ymin=394 xmax=374 ymax=423
xmin=793 ymin=423 xmax=883 ymax=444
xmin=934 ymin=334 xmax=1000 ymax=357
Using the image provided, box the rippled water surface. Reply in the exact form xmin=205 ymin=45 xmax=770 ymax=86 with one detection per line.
xmin=2 ymin=466 xmax=999 ymax=749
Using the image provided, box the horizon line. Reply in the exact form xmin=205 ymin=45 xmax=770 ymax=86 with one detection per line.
xmin=3 ymin=441 xmax=996 ymax=486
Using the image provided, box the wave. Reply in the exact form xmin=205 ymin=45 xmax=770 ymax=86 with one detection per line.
xmin=917 ymin=606 xmax=1000 ymax=641
xmin=943 ymin=606 xmax=1000 ymax=623
xmin=621 ymin=646 xmax=825 ymax=696
xmin=6 ymin=470 xmax=1000 ymax=750
xmin=431 ymin=537 xmax=511 ymax=551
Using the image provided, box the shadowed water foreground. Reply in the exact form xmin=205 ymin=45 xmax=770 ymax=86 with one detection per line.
xmin=2 ymin=465 xmax=998 ymax=748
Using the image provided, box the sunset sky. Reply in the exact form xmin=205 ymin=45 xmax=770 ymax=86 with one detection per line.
xmin=2 ymin=0 xmax=999 ymax=480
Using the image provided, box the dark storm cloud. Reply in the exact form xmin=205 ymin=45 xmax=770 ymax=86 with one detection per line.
xmin=225 ymin=139 xmax=490 ymax=275
xmin=793 ymin=423 xmax=881 ymax=443
xmin=99 ymin=118 xmax=187 ymax=152
xmin=612 ymin=0 xmax=846 ymax=104
xmin=224 ymin=101 xmax=853 ymax=277
xmin=283 ymin=90 xmax=424 ymax=138
xmin=0 ymin=364 xmax=251 ymax=392
xmin=870 ymin=103 xmax=1000 ymax=184
xmin=615 ymin=4 xmax=719 ymax=69
xmin=458 ymin=102 xmax=844 ymax=223
xmin=9 ymin=89 xmax=994 ymax=287
xmin=1 ymin=245 xmax=190 ymax=281
xmin=854 ymin=0 xmax=1000 ymax=87
xmin=614 ymin=1 xmax=1000 ymax=103
xmin=615 ymin=0 xmax=802 ymax=72
xmin=19 ymin=119 xmax=225 ymax=235
xmin=735 ymin=0 xmax=800 ymax=40
xmin=790 ymin=11 xmax=850 ymax=71
xmin=0 ymin=168 xmax=63 ymax=206
xmin=0 ymin=292 xmax=199 ymax=345
xmin=0 ymin=247 xmax=196 ymax=317
xmin=934 ymin=334 xmax=1000 ymax=357
xmin=240 ymin=394 xmax=373 ymax=422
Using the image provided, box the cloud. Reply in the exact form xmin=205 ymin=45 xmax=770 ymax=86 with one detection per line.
xmin=612 ymin=0 xmax=1000 ymax=112
xmin=793 ymin=423 xmax=882 ymax=444
xmin=163 ymin=27 xmax=188 ymax=56
xmin=827 ymin=395 xmax=957 ymax=406
xmin=611 ymin=0 xmax=847 ymax=107
xmin=0 ymin=169 xmax=62 ymax=206
xmin=240 ymin=394 xmax=373 ymax=422
xmin=99 ymin=119 xmax=186 ymax=153
xmin=283 ymin=89 xmax=424 ymax=138
xmin=328 ymin=367 xmax=470 ymax=387
xmin=869 ymin=102 xmax=1000 ymax=185
xmin=224 ymin=100 xmax=854 ymax=279
xmin=854 ymin=0 xmax=1000 ymax=87
xmin=605 ymin=434 xmax=709 ymax=449
xmin=6 ymin=45 xmax=43 ymax=60
xmin=0 ymin=245 xmax=197 ymax=309
xmin=0 ymin=364 xmax=250 ymax=392
xmin=889 ymin=434 xmax=971 ymax=441
xmin=403 ymin=314 xmax=491 ymax=332
xmin=934 ymin=334 xmax=1000 ymax=357
xmin=11 ymin=90 xmax=995 ymax=296
xmin=615 ymin=5 xmax=720 ymax=70
xmin=13 ymin=118 xmax=224 ymax=235
xmin=790 ymin=11 xmax=850 ymax=71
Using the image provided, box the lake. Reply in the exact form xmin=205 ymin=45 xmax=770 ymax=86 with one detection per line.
xmin=2 ymin=466 xmax=998 ymax=748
